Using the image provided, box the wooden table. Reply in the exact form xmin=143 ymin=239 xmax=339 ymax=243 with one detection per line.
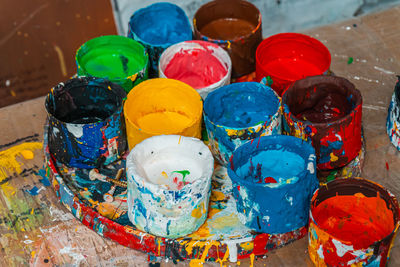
xmin=1 ymin=6 xmax=400 ymax=266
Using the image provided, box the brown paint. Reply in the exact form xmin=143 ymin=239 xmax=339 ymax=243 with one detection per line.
xmin=200 ymin=18 xmax=256 ymax=40
xmin=193 ymin=0 xmax=262 ymax=78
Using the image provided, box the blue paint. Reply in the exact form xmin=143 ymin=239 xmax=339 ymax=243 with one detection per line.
xmin=46 ymin=77 xmax=127 ymax=169
xmin=26 ymin=186 xmax=40 ymax=196
xmin=228 ymin=135 xmax=318 ymax=234
xmin=128 ymin=2 xmax=192 ymax=76
xmin=204 ymin=82 xmax=279 ymax=128
xmin=203 ymin=82 xmax=281 ymax=165
xmin=37 ymin=169 xmax=51 ymax=186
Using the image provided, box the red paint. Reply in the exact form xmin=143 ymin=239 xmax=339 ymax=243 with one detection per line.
xmin=312 ymin=194 xmax=394 ymax=249
xmin=264 ymin=177 xmax=277 ymax=183
xmin=164 ymin=47 xmax=227 ymax=89
xmin=256 ymin=33 xmax=331 ymax=96
xmin=386 ymin=162 xmax=389 ymax=170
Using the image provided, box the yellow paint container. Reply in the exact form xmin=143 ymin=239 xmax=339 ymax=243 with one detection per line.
xmin=124 ymin=78 xmax=203 ymax=149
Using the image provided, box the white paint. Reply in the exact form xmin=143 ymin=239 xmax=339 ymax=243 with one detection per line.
xmin=23 ymin=239 xmax=33 ymax=244
xmin=317 ymin=244 xmax=325 ymax=259
xmin=59 ymin=245 xmax=85 ymax=265
xmin=126 ymin=135 xmax=214 ymax=238
xmin=307 ymin=162 xmax=315 ymax=174
xmin=363 ymin=104 xmax=387 ymax=111
xmin=5 ymin=80 xmax=10 ymax=87
xmin=49 ymin=205 xmax=75 ymax=222
xmin=374 ymin=65 xmax=395 ymax=75
xmin=66 ymin=124 xmax=83 ymax=138
xmin=353 ymin=76 xmax=380 ymax=83
xmin=345 ymin=26 xmax=351 ymax=30
xmin=332 ymin=239 xmax=354 ymax=257
xmin=224 ymin=236 xmax=253 ymax=262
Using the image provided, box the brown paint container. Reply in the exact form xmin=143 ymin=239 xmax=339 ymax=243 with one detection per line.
xmin=193 ymin=0 xmax=262 ymax=78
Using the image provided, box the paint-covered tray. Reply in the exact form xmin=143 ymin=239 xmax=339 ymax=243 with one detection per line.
xmin=44 ymin=129 xmax=306 ymax=264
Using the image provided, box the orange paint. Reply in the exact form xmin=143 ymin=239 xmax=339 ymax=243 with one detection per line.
xmin=124 ymin=78 xmax=203 ymax=149
xmin=313 ymin=193 xmax=394 ymax=249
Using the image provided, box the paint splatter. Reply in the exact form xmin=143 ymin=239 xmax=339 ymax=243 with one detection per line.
xmin=347 ymin=57 xmax=353 ymax=64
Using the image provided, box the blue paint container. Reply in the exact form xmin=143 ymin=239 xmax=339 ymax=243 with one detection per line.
xmin=128 ymin=2 xmax=192 ymax=77
xmin=203 ymin=82 xmax=281 ymax=166
xmin=45 ymin=77 xmax=127 ymax=169
xmin=228 ymin=135 xmax=318 ymax=234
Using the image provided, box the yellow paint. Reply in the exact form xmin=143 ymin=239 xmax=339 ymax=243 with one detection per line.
xmin=187 ymin=240 xmax=221 ymax=266
xmin=216 ymin=246 xmax=229 ymax=267
xmin=191 ymin=202 xmax=206 ymax=219
xmin=30 ymin=208 xmax=34 ymax=215
xmin=240 ymin=241 xmax=254 ymax=251
xmin=0 ymin=142 xmax=42 ymax=182
xmin=210 ymin=191 xmax=225 ymax=201
xmin=250 ymin=253 xmax=255 ymax=267
xmin=161 ymin=171 xmax=168 ymax=179
xmin=330 ymin=152 xmax=338 ymax=162
xmin=237 ymin=261 xmax=241 ymax=266
xmin=54 ymin=45 xmax=67 ymax=77
xmin=127 ymin=73 xmax=138 ymax=82
xmin=124 ymin=78 xmax=202 ymax=149
xmin=31 ymin=250 xmax=36 ymax=258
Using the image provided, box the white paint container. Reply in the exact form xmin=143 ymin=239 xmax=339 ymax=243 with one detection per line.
xmin=159 ymin=40 xmax=232 ymax=99
xmin=126 ymin=135 xmax=214 ymax=238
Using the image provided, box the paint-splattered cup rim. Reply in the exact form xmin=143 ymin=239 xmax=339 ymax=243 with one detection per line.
xmin=203 ymin=82 xmax=281 ymax=130
xmin=193 ymin=0 xmax=262 ymax=43
xmin=228 ymin=135 xmax=316 ymax=188
xmin=45 ymin=76 xmax=126 ymax=125
xmin=123 ymin=78 xmax=203 ymax=136
xmin=310 ymin=177 xmax=400 ymax=249
xmin=158 ymin=40 xmax=232 ymax=91
xmin=75 ymin=35 xmax=149 ymax=82
xmin=282 ymin=75 xmax=362 ymax=127
xmin=128 ymin=2 xmax=192 ymax=48
xmin=256 ymin=33 xmax=331 ymax=82
xmin=126 ymin=135 xmax=214 ymax=193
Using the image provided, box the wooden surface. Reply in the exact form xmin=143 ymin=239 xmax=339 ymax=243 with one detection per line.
xmin=0 ymin=0 xmax=117 ymax=108
xmin=1 ymin=6 xmax=400 ymax=266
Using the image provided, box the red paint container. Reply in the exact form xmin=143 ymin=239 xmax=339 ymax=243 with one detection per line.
xmin=256 ymin=33 xmax=331 ymax=96
xmin=309 ymin=178 xmax=400 ymax=266
xmin=282 ymin=75 xmax=362 ymax=171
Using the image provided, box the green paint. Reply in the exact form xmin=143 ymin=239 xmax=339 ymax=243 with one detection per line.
xmin=326 ymin=170 xmax=338 ymax=182
xmin=171 ymin=170 xmax=190 ymax=183
xmin=347 ymin=57 xmax=353 ymax=65
xmin=76 ymin=35 xmax=149 ymax=92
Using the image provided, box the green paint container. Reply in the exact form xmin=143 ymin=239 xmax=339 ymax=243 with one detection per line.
xmin=76 ymin=35 xmax=149 ymax=93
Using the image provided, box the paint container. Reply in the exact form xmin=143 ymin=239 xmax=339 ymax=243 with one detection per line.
xmin=45 ymin=77 xmax=127 ymax=169
xmin=228 ymin=135 xmax=319 ymax=234
xmin=159 ymin=40 xmax=232 ymax=99
xmin=387 ymin=76 xmax=400 ymax=150
xmin=256 ymin=33 xmax=331 ymax=96
xmin=124 ymin=78 xmax=203 ymax=150
xmin=76 ymin=35 xmax=148 ymax=93
xmin=126 ymin=135 xmax=214 ymax=238
xmin=128 ymin=2 xmax=192 ymax=78
xmin=203 ymin=82 xmax=281 ymax=166
xmin=193 ymin=0 xmax=262 ymax=78
xmin=282 ymin=75 xmax=362 ymax=171
xmin=309 ymin=178 xmax=400 ymax=266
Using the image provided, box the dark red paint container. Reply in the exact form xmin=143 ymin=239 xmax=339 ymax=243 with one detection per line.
xmin=256 ymin=33 xmax=331 ymax=96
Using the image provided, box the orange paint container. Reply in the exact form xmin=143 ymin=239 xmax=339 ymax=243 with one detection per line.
xmin=124 ymin=78 xmax=203 ymax=149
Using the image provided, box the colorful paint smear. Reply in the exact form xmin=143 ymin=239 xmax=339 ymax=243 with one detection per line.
xmin=123 ymin=78 xmax=203 ymax=149
xmin=159 ymin=40 xmax=232 ymax=99
xmin=204 ymin=82 xmax=281 ymax=166
xmin=309 ymin=178 xmax=400 ymax=266
xmin=387 ymin=77 xmax=400 ymax=150
xmin=45 ymin=77 xmax=127 ymax=169
xmin=256 ymin=33 xmax=331 ymax=96
xmin=76 ymin=35 xmax=148 ymax=93
xmin=126 ymin=135 xmax=214 ymax=238
xmin=128 ymin=2 xmax=192 ymax=77
xmin=193 ymin=0 xmax=262 ymax=78
xmin=282 ymin=75 xmax=362 ymax=171
xmin=228 ymin=135 xmax=318 ymax=234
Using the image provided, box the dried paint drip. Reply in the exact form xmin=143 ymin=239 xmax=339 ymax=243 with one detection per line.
xmin=387 ymin=77 xmax=400 ymax=150
xmin=126 ymin=135 xmax=214 ymax=238
xmin=282 ymin=75 xmax=362 ymax=171
xmin=228 ymin=135 xmax=318 ymax=234
xmin=256 ymin=33 xmax=331 ymax=96
xmin=123 ymin=78 xmax=203 ymax=149
xmin=76 ymin=35 xmax=148 ymax=93
xmin=308 ymin=178 xmax=400 ymax=266
xmin=45 ymin=77 xmax=127 ymax=169
xmin=128 ymin=2 xmax=192 ymax=77
xmin=193 ymin=0 xmax=262 ymax=78
xmin=204 ymin=82 xmax=281 ymax=166
xmin=159 ymin=40 xmax=232 ymax=99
